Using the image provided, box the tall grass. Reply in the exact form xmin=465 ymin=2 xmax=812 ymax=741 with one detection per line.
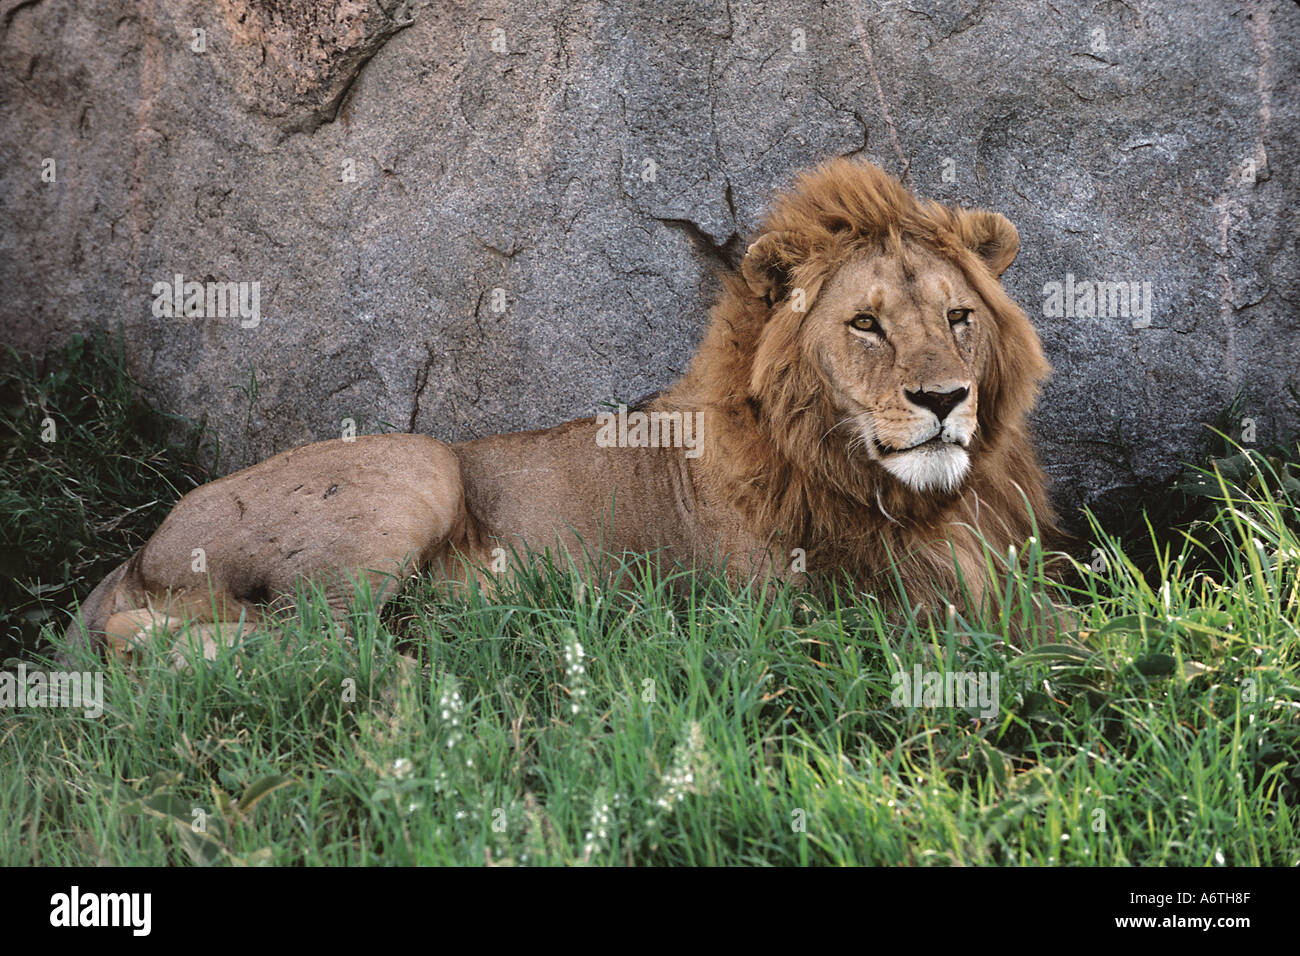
xmin=0 ymin=332 xmax=210 ymax=659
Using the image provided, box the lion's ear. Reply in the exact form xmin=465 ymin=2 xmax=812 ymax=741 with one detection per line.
xmin=741 ymin=231 xmax=802 ymax=302
xmin=955 ymin=209 xmax=1019 ymax=278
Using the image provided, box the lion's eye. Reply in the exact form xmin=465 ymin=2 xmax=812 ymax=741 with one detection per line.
xmin=947 ymin=308 xmax=973 ymax=327
xmin=848 ymin=313 xmax=882 ymax=335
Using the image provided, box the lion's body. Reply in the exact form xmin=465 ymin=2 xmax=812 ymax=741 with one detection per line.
xmin=452 ymin=418 xmax=725 ymax=573
xmin=70 ymin=159 xmax=1056 ymax=661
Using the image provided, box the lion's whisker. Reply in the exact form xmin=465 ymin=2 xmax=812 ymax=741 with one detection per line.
xmin=876 ymin=487 xmax=900 ymax=525
xmin=818 ymin=415 xmax=860 ymax=452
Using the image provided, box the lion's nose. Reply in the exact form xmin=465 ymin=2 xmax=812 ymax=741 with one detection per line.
xmin=905 ymin=386 xmax=969 ymax=422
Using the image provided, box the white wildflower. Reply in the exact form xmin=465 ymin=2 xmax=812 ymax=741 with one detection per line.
xmin=655 ymin=721 xmax=718 ymax=812
xmin=561 ymin=630 xmax=588 ymax=717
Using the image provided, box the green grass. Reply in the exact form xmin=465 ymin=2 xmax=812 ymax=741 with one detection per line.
xmin=0 ymin=332 xmax=211 ymax=660
xmin=1 ymin=338 xmax=1297 ymax=865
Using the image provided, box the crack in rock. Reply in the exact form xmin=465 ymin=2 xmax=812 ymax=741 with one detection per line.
xmin=214 ymin=0 xmax=417 ymax=132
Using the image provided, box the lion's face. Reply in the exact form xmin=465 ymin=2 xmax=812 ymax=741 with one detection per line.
xmin=741 ymin=183 xmax=1032 ymax=503
xmin=806 ymin=243 xmax=982 ymax=494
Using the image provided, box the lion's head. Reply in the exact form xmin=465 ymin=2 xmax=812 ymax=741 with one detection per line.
xmin=747 ymin=231 xmax=992 ymax=495
xmin=671 ymin=158 xmax=1054 ymax=582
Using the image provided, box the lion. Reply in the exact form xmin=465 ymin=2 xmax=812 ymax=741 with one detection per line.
xmin=65 ymin=158 xmax=1057 ymax=662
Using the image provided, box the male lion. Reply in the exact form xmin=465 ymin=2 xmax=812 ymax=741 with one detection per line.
xmin=68 ymin=159 xmax=1056 ymax=661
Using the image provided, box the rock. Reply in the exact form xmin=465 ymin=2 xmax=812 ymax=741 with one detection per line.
xmin=1 ymin=0 xmax=1296 ymax=527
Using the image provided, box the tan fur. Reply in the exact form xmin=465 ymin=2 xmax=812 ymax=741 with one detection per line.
xmin=66 ymin=159 xmax=1056 ymax=662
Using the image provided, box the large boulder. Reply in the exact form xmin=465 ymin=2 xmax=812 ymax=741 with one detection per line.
xmin=2 ymin=0 xmax=1296 ymax=526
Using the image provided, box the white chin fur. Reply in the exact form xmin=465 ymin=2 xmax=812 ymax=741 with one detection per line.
xmin=880 ymin=444 xmax=970 ymax=493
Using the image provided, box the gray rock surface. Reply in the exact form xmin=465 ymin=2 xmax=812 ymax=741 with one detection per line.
xmin=2 ymin=0 xmax=1297 ymax=526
